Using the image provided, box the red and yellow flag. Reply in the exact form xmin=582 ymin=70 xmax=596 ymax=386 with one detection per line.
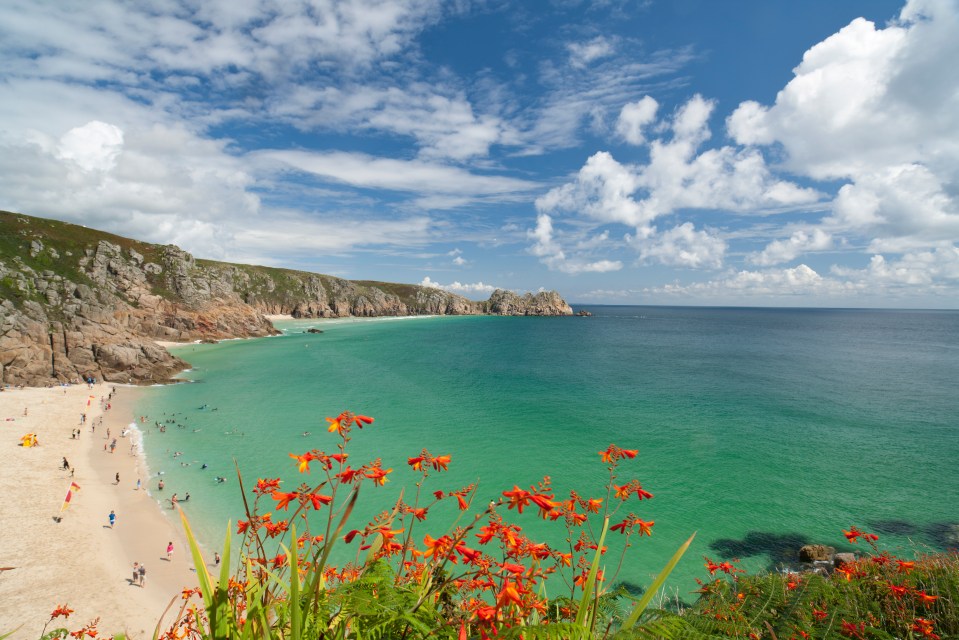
xmin=60 ymin=482 xmax=81 ymax=512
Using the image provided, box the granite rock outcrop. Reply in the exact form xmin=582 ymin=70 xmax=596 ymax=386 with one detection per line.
xmin=1 ymin=211 xmax=573 ymax=386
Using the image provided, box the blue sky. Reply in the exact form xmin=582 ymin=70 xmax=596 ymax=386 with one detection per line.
xmin=2 ymin=0 xmax=957 ymax=308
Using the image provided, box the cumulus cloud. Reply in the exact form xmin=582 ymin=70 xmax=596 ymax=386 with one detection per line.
xmin=630 ymin=222 xmax=727 ymax=269
xmin=616 ymin=96 xmax=658 ymax=145
xmin=527 ymin=213 xmax=623 ymax=274
xmin=55 ymin=121 xmax=124 ymax=172
xmin=750 ymin=228 xmax=833 ymax=266
xmin=419 ymin=276 xmax=498 ymax=296
xmin=727 ymin=0 xmax=959 ymax=256
xmin=532 ymin=94 xmax=819 ymax=273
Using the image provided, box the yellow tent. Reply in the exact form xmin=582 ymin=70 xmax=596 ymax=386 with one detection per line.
xmin=20 ymin=433 xmax=38 ymax=447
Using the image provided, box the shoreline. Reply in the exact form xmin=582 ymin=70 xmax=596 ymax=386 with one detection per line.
xmin=0 ymin=384 xmax=200 ymax=639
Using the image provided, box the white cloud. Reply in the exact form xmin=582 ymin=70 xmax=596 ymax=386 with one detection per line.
xmin=616 ymin=96 xmax=658 ymax=145
xmin=750 ymin=228 xmax=833 ymax=266
xmin=568 ymin=36 xmax=616 ymax=69
xmin=631 ymin=222 xmax=727 ymax=269
xmin=55 ymin=121 xmax=124 ymax=172
xmin=257 ymin=149 xmax=537 ymax=199
xmin=527 ymin=213 xmax=623 ymax=274
xmin=419 ymin=276 xmax=498 ymax=296
xmin=832 ymin=246 xmax=959 ymax=287
xmin=726 ymin=0 xmax=959 ymax=255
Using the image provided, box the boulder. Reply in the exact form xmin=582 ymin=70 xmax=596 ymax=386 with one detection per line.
xmin=799 ymin=544 xmax=835 ymax=562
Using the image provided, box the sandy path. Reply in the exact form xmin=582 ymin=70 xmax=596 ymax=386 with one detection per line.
xmin=0 ymin=384 xmax=204 ymax=639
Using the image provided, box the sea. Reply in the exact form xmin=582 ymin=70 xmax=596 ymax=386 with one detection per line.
xmin=133 ymin=306 xmax=959 ymax=600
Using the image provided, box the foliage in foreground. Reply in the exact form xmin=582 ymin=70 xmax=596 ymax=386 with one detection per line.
xmin=26 ymin=411 xmax=959 ymax=639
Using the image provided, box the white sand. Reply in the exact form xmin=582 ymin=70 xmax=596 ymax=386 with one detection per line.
xmin=0 ymin=384 xmax=204 ymax=639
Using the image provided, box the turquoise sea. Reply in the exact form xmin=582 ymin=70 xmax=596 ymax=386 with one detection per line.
xmin=136 ymin=306 xmax=959 ymax=598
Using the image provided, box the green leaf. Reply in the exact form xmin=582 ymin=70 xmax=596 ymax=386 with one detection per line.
xmin=621 ymin=531 xmax=696 ymax=630
xmin=575 ymin=516 xmax=610 ymax=630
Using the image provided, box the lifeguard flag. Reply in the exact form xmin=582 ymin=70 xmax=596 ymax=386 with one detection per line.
xmin=60 ymin=482 xmax=81 ymax=512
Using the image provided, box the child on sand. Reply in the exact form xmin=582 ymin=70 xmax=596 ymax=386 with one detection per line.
xmin=166 ymin=541 xmax=174 ymax=560
xmin=108 ymin=510 xmax=116 ymax=528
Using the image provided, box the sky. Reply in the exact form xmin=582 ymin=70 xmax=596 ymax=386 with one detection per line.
xmin=2 ymin=0 xmax=958 ymax=308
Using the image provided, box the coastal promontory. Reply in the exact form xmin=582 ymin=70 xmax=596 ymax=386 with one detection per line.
xmin=0 ymin=211 xmax=573 ymax=386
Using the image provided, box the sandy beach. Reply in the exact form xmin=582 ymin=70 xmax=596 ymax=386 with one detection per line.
xmin=0 ymin=384 xmax=201 ymax=639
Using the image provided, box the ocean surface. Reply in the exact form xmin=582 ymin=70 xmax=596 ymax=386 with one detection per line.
xmin=135 ymin=306 xmax=959 ymax=598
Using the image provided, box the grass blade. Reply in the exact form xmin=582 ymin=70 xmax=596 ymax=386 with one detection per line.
xmin=621 ymin=531 xmax=696 ymax=630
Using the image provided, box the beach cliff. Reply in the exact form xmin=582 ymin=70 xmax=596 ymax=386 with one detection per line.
xmin=0 ymin=211 xmax=573 ymax=386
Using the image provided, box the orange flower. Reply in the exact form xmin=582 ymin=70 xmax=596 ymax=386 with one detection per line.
xmin=50 ymin=605 xmax=74 ymax=619
xmin=407 ymin=456 xmax=425 ymax=471
xmin=431 ymin=454 xmax=451 ymax=471
xmin=585 ymin=497 xmax=603 ymax=513
xmin=896 ymin=560 xmax=916 ymax=573
xmin=635 ymin=519 xmax=654 ymax=536
xmin=502 ymin=486 xmax=532 ymax=513
xmin=812 ymin=607 xmax=828 ymax=621
xmin=289 ymin=452 xmax=316 ymax=473
xmin=271 ymin=490 xmax=299 ymax=510
xmin=337 ymin=466 xmax=361 ymax=483
xmin=915 ymin=590 xmax=939 ymax=605
xmin=237 ymin=520 xmax=249 ymax=534
xmin=495 ymin=582 xmax=523 ymax=609
xmin=308 ymin=493 xmax=333 ymax=510
xmin=913 ymin=618 xmax=940 ymax=639
xmin=326 ymin=416 xmax=345 ymax=435
xmin=840 ymin=620 xmax=864 ymax=638
xmin=887 ymin=583 xmax=908 ymax=599
xmin=364 ymin=464 xmax=392 ymax=486
xmin=355 ymin=415 xmax=374 ymax=428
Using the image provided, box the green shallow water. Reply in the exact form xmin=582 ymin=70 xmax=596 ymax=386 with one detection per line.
xmin=134 ymin=306 xmax=959 ymax=599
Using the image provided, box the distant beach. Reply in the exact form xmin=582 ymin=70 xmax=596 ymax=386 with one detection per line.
xmin=0 ymin=384 xmax=199 ymax=638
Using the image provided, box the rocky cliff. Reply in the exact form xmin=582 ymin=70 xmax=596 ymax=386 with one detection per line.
xmin=0 ymin=211 xmax=572 ymax=386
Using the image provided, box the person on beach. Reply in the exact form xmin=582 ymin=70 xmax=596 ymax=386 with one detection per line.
xmin=214 ymin=551 xmax=220 ymax=566
xmin=62 ymin=457 xmax=70 ymax=471
xmin=110 ymin=439 xmax=116 ymax=453
xmin=136 ymin=478 xmax=141 ymax=491
xmin=115 ymin=472 xmax=120 ymax=484
xmin=138 ymin=564 xmax=145 ymax=586
xmin=132 ymin=562 xmax=139 ymax=585
xmin=108 ymin=510 xmax=116 ymax=528
xmin=158 ymin=479 xmax=164 ymax=490
xmin=170 ymin=493 xmax=178 ymax=508
xmin=166 ymin=541 xmax=174 ymax=560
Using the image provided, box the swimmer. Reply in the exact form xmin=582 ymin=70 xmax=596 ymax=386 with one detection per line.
xmin=200 ymin=463 xmax=208 ymax=470
xmin=215 ymin=476 xmax=226 ymax=484
xmin=301 ymin=431 xmax=311 ymax=437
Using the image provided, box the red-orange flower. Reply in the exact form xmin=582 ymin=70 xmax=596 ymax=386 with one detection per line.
xmin=50 ymin=605 xmax=74 ymax=619
xmin=431 ymin=454 xmax=451 ymax=471
xmin=887 ymin=583 xmax=908 ymax=599
xmin=502 ymin=486 xmax=532 ymax=513
xmin=916 ymin=590 xmax=939 ymax=605
xmin=495 ymin=582 xmax=523 ymax=609
xmin=272 ymin=490 xmax=298 ymax=510
xmin=407 ymin=456 xmax=425 ymax=471
xmin=913 ymin=618 xmax=940 ymax=639
xmin=307 ymin=493 xmax=333 ymax=510
xmin=289 ymin=452 xmax=316 ymax=473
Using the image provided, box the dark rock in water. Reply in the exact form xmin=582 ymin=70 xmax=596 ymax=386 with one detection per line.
xmin=576 ymin=310 xmax=592 ymax=316
xmin=305 ymin=328 xmax=324 ymax=334
xmin=200 ymin=338 xmax=218 ymax=344
xmin=833 ymin=552 xmax=857 ymax=568
xmin=799 ymin=544 xmax=835 ymax=562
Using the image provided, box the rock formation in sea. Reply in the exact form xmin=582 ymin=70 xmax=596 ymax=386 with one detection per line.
xmin=0 ymin=211 xmax=573 ymax=386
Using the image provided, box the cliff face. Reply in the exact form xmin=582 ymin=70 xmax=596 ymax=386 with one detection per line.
xmin=0 ymin=211 xmax=573 ymax=386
